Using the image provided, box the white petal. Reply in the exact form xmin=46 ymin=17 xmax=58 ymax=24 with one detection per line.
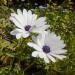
xmin=27 ymin=10 xmax=33 ymax=25
xmin=27 ymin=42 xmax=42 ymax=51
xmin=44 ymin=56 xmax=50 ymax=63
xmin=47 ymin=54 xmax=56 ymax=62
xmin=23 ymin=9 xmax=27 ymax=25
xmin=52 ymin=49 xmax=67 ymax=54
xmin=38 ymin=52 xmax=46 ymax=58
xmin=10 ymin=17 xmax=23 ymax=29
xmin=31 ymin=14 xmax=37 ymax=25
xmin=10 ymin=28 xmax=23 ymax=35
xmin=32 ymin=36 xmax=37 ymax=43
xmin=31 ymin=29 xmax=44 ymax=33
xmin=23 ymin=9 xmax=27 ymax=15
xmin=32 ymin=25 xmax=49 ymax=33
xmin=17 ymin=9 xmax=22 ymax=15
xmin=37 ymin=25 xmax=49 ymax=30
xmin=45 ymin=32 xmax=65 ymax=50
xmin=35 ymin=17 xmax=46 ymax=26
xmin=16 ymin=33 xmax=22 ymax=39
xmin=22 ymin=32 xmax=30 ymax=38
xmin=10 ymin=28 xmax=23 ymax=39
xmin=31 ymin=31 xmax=47 ymax=48
xmin=51 ymin=53 xmax=66 ymax=60
xmin=10 ymin=28 xmax=30 ymax=39
xmin=32 ymin=51 xmax=39 ymax=57
xmin=37 ymin=33 xmax=46 ymax=48
xmin=11 ymin=13 xmax=24 ymax=27
xmin=17 ymin=9 xmax=25 ymax=25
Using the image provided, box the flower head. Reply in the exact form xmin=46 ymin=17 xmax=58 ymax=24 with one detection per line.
xmin=10 ymin=9 xmax=49 ymax=39
xmin=28 ymin=31 xmax=67 ymax=63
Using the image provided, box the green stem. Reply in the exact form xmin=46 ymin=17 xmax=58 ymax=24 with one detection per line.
xmin=24 ymin=61 xmax=35 ymax=71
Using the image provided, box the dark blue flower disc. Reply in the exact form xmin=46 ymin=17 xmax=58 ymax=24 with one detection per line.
xmin=25 ymin=25 xmax=31 ymax=31
xmin=42 ymin=45 xmax=50 ymax=53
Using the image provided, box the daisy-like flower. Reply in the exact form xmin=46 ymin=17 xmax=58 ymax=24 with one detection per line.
xmin=10 ymin=9 xmax=49 ymax=39
xmin=27 ymin=31 xmax=67 ymax=63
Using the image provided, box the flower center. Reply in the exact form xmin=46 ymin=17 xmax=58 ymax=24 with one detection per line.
xmin=42 ymin=45 xmax=50 ymax=53
xmin=25 ymin=25 xmax=31 ymax=31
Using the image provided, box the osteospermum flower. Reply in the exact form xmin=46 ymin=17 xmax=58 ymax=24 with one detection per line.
xmin=10 ymin=9 xmax=49 ymax=39
xmin=27 ymin=32 xmax=67 ymax=63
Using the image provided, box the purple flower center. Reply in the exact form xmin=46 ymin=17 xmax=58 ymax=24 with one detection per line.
xmin=42 ymin=45 xmax=50 ymax=53
xmin=25 ymin=25 xmax=31 ymax=31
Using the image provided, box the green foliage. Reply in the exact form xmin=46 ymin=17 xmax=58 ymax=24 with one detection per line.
xmin=0 ymin=0 xmax=75 ymax=75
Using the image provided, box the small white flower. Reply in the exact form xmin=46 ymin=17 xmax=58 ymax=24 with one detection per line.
xmin=21 ymin=0 xmax=25 ymax=1
xmin=10 ymin=9 xmax=49 ymax=39
xmin=39 ymin=6 xmax=47 ymax=9
xmin=28 ymin=31 xmax=67 ymax=63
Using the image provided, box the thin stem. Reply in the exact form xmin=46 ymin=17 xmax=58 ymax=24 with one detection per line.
xmin=24 ymin=61 xmax=35 ymax=72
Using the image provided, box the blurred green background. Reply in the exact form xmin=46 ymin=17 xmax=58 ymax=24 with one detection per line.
xmin=0 ymin=0 xmax=75 ymax=75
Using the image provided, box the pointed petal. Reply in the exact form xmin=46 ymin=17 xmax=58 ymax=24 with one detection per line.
xmin=27 ymin=42 xmax=42 ymax=51
xmin=17 ymin=9 xmax=25 ymax=25
xmin=27 ymin=10 xmax=33 ymax=25
xmin=52 ymin=49 xmax=67 ymax=54
xmin=10 ymin=28 xmax=29 ymax=39
xmin=23 ymin=9 xmax=27 ymax=15
xmin=38 ymin=52 xmax=46 ymax=58
xmin=51 ymin=53 xmax=66 ymax=60
xmin=45 ymin=32 xmax=66 ymax=50
xmin=10 ymin=28 xmax=23 ymax=39
xmin=23 ymin=9 xmax=27 ymax=25
xmin=47 ymin=54 xmax=56 ymax=62
xmin=10 ymin=28 xmax=23 ymax=35
xmin=22 ymin=32 xmax=30 ymax=38
xmin=44 ymin=56 xmax=49 ymax=63
xmin=37 ymin=33 xmax=46 ymax=48
xmin=32 ymin=51 xmax=39 ymax=57
xmin=31 ymin=31 xmax=47 ymax=48
xmin=32 ymin=25 xmax=49 ymax=33
xmin=17 ymin=9 xmax=22 ymax=15
xmin=11 ymin=13 xmax=24 ymax=27
xmin=16 ymin=33 xmax=22 ymax=39
xmin=31 ymin=14 xmax=37 ymax=25
xmin=32 ymin=36 xmax=37 ymax=43
xmin=10 ymin=17 xmax=23 ymax=29
xmin=35 ymin=17 xmax=46 ymax=26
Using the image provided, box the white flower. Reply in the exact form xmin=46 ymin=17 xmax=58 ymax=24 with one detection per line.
xmin=10 ymin=9 xmax=49 ymax=39
xmin=27 ymin=31 xmax=67 ymax=63
xmin=39 ymin=6 xmax=47 ymax=9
